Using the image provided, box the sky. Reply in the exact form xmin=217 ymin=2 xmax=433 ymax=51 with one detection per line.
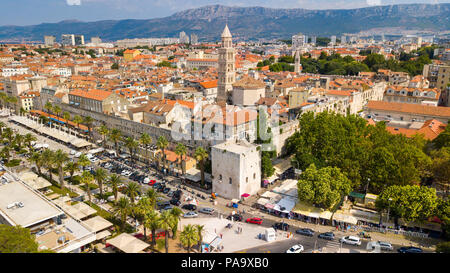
xmin=0 ymin=0 xmax=448 ymax=26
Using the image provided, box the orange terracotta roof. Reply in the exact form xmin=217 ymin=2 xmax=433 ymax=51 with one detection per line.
xmin=367 ymin=101 xmax=450 ymax=118
xmin=69 ymin=89 xmax=112 ymax=101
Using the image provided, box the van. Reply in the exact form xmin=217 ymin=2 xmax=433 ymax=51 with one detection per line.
xmin=340 ymin=236 xmax=361 ymax=246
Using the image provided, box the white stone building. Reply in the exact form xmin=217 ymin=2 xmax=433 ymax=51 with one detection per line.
xmin=212 ymin=141 xmax=261 ymax=200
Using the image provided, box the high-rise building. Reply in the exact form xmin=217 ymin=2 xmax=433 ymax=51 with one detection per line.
xmin=61 ymin=34 xmax=75 ymax=46
xmin=91 ymin=36 xmax=102 ymax=45
xmin=341 ymin=35 xmax=346 ymax=44
xmin=190 ymin=34 xmax=198 ymax=45
xmin=44 ymin=35 xmax=55 ymax=46
xmin=292 ymin=33 xmax=306 ymax=48
xmin=217 ymin=25 xmax=235 ymax=102
xmin=381 ymin=33 xmax=386 ymax=42
xmin=74 ymin=35 xmax=85 ymax=46
xmin=179 ymin=31 xmax=189 ymax=44
xmin=331 ymin=35 xmax=337 ymax=45
xmin=294 ymin=50 xmax=301 ymax=74
xmin=310 ymin=36 xmax=317 ymax=46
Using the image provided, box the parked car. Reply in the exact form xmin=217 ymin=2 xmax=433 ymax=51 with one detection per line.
xmin=246 ymin=217 xmax=263 ymax=225
xmin=272 ymin=222 xmax=289 ymax=231
xmin=295 ymin=228 xmax=314 ymax=237
xmin=162 ymin=187 xmax=170 ymax=194
xmin=318 ymin=232 xmax=335 ymax=241
xmin=183 ymin=211 xmax=198 ymax=218
xmin=160 ymin=205 xmax=173 ymax=212
xmin=398 ymin=247 xmax=423 ymax=253
xmin=170 ymin=199 xmax=181 ymax=206
xmin=286 ymin=244 xmax=304 ymax=253
xmin=199 ymin=207 xmax=215 ymax=215
xmin=371 ymin=241 xmax=393 ymax=251
xmin=182 ymin=204 xmax=197 ymax=211
xmin=340 ymin=236 xmax=362 ymax=246
xmin=226 ymin=214 xmax=243 ymax=221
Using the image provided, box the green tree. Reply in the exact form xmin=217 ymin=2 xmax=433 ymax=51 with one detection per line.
xmin=64 ymin=161 xmax=78 ymax=182
xmin=115 ymin=196 xmax=131 ymax=230
xmin=83 ymin=116 xmax=94 ymax=141
xmin=158 ymin=210 xmax=172 ymax=253
xmin=297 ymin=164 xmax=352 ymax=209
xmin=156 ymin=136 xmax=169 ymax=171
xmin=0 ymin=225 xmax=52 ymax=253
xmin=30 ymin=152 xmax=44 ymax=176
xmin=41 ymin=149 xmax=55 ymax=182
xmin=94 ymin=168 xmax=108 ymax=198
xmin=53 ymin=149 xmax=69 ymax=190
xmin=375 ymin=185 xmax=438 ymax=224
xmin=194 ymin=147 xmax=208 ymax=187
xmin=169 ymin=207 xmax=183 ymax=239
xmin=180 ymin=224 xmax=199 ymax=253
xmin=125 ymin=181 xmax=140 ymax=204
xmin=98 ymin=124 xmax=109 ymax=147
xmin=81 ymin=170 xmax=94 ymax=205
xmin=109 ymin=128 xmax=122 ymax=155
xmin=432 ymin=125 xmax=450 ymax=150
xmin=175 ymin=143 xmax=187 ymax=176
xmin=77 ymin=153 xmax=91 ymax=171
xmin=109 ymin=174 xmax=122 ymax=203
xmin=261 ymin=154 xmax=274 ymax=178
xmin=436 ymin=242 xmax=450 ymax=253
xmin=144 ymin=210 xmax=160 ymax=248
xmin=124 ymin=136 xmax=138 ymax=163
xmin=139 ymin=133 xmax=152 ymax=164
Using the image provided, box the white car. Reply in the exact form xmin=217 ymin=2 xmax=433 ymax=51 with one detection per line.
xmin=371 ymin=241 xmax=393 ymax=251
xmin=70 ymin=150 xmax=76 ymax=155
xmin=340 ymin=236 xmax=362 ymax=246
xmin=183 ymin=211 xmax=198 ymax=218
xmin=74 ymin=152 xmax=82 ymax=158
xmin=286 ymin=244 xmax=304 ymax=253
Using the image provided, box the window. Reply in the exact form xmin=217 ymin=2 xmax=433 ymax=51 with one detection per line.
xmin=253 ymin=173 xmax=256 ymax=179
xmin=219 ymin=174 xmax=222 ymax=180
xmin=229 ymin=178 xmax=232 ymax=184
xmin=246 ymin=177 xmax=248 ymax=183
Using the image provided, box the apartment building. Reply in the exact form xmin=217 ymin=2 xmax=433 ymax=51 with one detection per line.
xmin=68 ymin=89 xmax=129 ymax=114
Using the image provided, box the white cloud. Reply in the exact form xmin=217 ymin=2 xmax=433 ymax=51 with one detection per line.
xmin=66 ymin=0 xmax=82 ymax=5
xmin=366 ymin=0 xmax=382 ymax=6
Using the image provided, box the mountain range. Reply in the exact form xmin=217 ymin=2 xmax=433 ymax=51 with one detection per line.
xmin=0 ymin=4 xmax=449 ymax=42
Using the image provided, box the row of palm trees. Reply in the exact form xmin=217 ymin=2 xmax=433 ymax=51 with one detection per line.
xmin=113 ymin=185 xmax=205 ymax=253
xmin=0 ymin=92 xmax=18 ymax=115
xmin=96 ymin=125 xmax=210 ymax=186
xmin=0 ymin=122 xmax=37 ymax=163
xmin=43 ymin=102 xmax=93 ymax=140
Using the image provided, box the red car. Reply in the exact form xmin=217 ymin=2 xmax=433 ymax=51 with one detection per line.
xmin=246 ymin=217 xmax=263 ymax=225
xmin=148 ymin=180 xmax=156 ymax=186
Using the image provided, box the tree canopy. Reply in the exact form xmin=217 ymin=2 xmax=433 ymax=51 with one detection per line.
xmin=0 ymin=225 xmax=52 ymax=253
xmin=375 ymin=185 xmax=438 ymax=224
xmin=286 ymin=111 xmax=431 ymax=194
xmin=297 ymin=164 xmax=352 ymax=210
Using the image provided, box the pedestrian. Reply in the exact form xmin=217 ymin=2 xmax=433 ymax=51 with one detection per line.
xmin=220 ymin=233 xmax=223 ymax=239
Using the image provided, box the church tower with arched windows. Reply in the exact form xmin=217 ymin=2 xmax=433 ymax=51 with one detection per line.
xmin=217 ymin=25 xmax=235 ymax=103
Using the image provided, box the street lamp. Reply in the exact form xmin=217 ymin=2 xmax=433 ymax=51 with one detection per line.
xmin=386 ymin=198 xmax=393 ymax=226
xmin=365 ymin=178 xmax=370 ymax=194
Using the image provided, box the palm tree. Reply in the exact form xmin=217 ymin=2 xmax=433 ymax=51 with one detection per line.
xmin=44 ymin=101 xmax=53 ymax=115
xmin=158 ymin=210 xmax=172 ymax=253
xmin=6 ymin=96 xmax=18 ymax=115
xmin=2 ymin=127 xmax=14 ymax=144
xmin=108 ymin=128 xmax=122 ymax=155
xmin=81 ymin=170 xmax=94 ymax=205
xmin=180 ymin=224 xmax=200 ymax=253
xmin=77 ymin=153 xmax=90 ymax=171
xmin=145 ymin=210 xmax=160 ymax=248
xmin=194 ymin=147 xmax=208 ymax=187
xmin=23 ymin=133 xmax=37 ymax=153
xmin=83 ymin=116 xmax=94 ymax=141
xmin=39 ymin=115 xmax=49 ymax=125
xmin=109 ymin=174 xmax=122 ymax=203
xmin=139 ymin=133 xmax=152 ymax=164
xmin=134 ymin=197 xmax=152 ymax=240
xmin=175 ymin=143 xmax=187 ymax=176
xmin=41 ymin=149 xmax=55 ymax=182
xmin=156 ymin=136 xmax=168 ymax=172
xmin=98 ymin=124 xmax=109 ymax=147
xmin=94 ymin=168 xmax=108 ymax=198
xmin=145 ymin=188 xmax=159 ymax=210
xmin=115 ymin=196 xmax=131 ymax=230
xmin=14 ymin=133 xmax=24 ymax=150
xmin=63 ymin=111 xmax=71 ymax=131
xmin=53 ymin=105 xmax=62 ymax=120
xmin=124 ymin=136 xmax=138 ymax=163
xmin=0 ymin=146 xmax=11 ymax=163
xmin=125 ymin=181 xmax=140 ymax=204
xmin=30 ymin=152 xmax=43 ymax=176
xmin=195 ymin=224 xmax=205 ymax=251
xmin=64 ymin=161 xmax=79 ymax=183
xmin=53 ymin=149 xmax=69 ymax=190
xmin=73 ymin=115 xmax=83 ymax=136
xmin=169 ymin=207 xmax=183 ymax=239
